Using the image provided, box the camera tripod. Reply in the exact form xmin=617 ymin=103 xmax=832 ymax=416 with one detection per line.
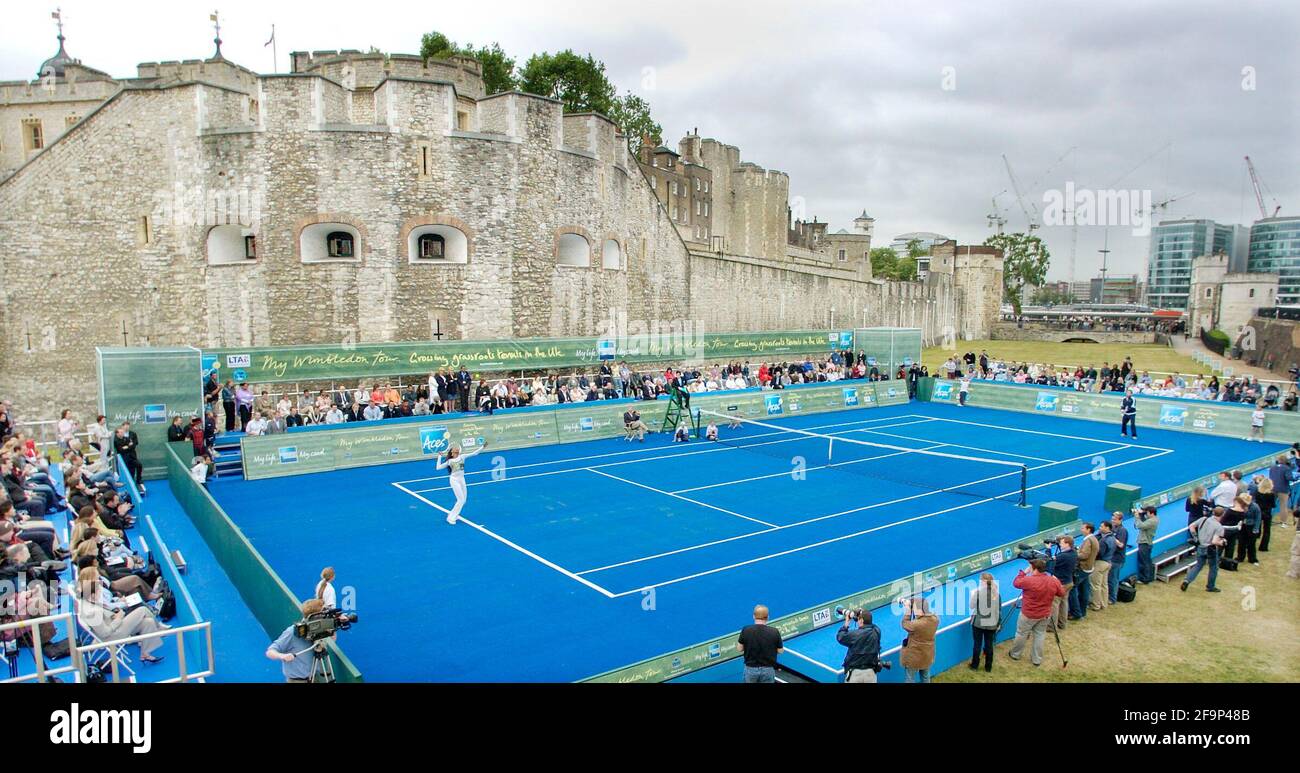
xmin=1001 ymin=597 xmax=1069 ymax=669
xmin=291 ymin=641 xmax=336 ymax=683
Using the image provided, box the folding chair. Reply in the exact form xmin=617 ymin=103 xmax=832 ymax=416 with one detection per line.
xmin=73 ymin=598 xmax=135 ymax=681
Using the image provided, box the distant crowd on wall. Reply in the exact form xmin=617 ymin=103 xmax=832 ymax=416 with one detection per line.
xmin=1001 ymin=314 xmax=1184 ymax=335
xmin=942 ymin=351 xmax=1298 ymax=410
xmin=203 ymin=350 xmax=928 ymax=435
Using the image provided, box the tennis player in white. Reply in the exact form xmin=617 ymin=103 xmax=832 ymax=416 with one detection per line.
xmin=436 ymin=440 xmax=487 ymax=524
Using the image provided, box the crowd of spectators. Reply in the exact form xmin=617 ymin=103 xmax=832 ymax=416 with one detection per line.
xmin=1 ymin=399 xmax=174 ymax=671
xmin=201 ymin=351 xmax=927 ymax=434
xmin=1001 ymin=313 xmax=1184 ymax=335
xmin=942 ymin=350 xmax=1297 ymax=410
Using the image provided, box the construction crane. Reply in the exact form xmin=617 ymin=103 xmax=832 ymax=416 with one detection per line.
xmin=1150 ymin=192 xmax=1194 ymax=216
xmin=1002 ymin=155 xmax=1039 ymax=232
xmin=987 ymin=193 xmax=1008 ymax=235
xmin=1244 ymin=156 xmax=1282 ymax=218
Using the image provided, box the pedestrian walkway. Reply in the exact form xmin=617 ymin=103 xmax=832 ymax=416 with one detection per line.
xmin=1169 ymin=334 xmax=1289 ymax=385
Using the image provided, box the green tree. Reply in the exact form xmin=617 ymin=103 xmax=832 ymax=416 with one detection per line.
xmin=420 ymin=33 xmax=517 ymax=95
xmin=984 ymin=232 xmax=1051 ymax=316
xmin=869 ymin=247 xmax=899 ymax=279
xmin=1031 ymin=287 xmax=1073 ymax=306
xmin=471 ymin=43 xmax=517 ymax=95
xmin=518 ymin=50 xmax=617 ymax=115
xmin=608 ymin=93 xmax=661 ymax=154
xmin=419 ymin=31 xmax=463 ymax=60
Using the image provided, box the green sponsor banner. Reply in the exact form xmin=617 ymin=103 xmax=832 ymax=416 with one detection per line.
xmin=242 ymin=410 xmax=561 ymax=480
xmin=928 ymin=378 xmax=1300 ymax=443
xmin=98 ymin=347 xmax=204 ymax=479
xmin=582 ymin=520 xmax=1081 ymax=683
xmin=242 ymin=382 xmax=894 ymax=479
xmin=207 ymin=330 xmax=851 ymax=384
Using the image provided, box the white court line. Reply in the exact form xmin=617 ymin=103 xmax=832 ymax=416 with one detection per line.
xmin=577 ymin=444 xmax=1166 ymax=578
xmin=847 ymin=427 xmax=1057 ymax=463
xmin=390 ymin=481 xmax=617 ymax=598
xmin=783 ymin=647 xmax=844 ymax=676
xmin=392 ymin=413 xmax=935 ymax=486
xmin=586 ymin=468 xmax=778 ymax=528
xmin=922 ymin=414 xmax=1172 ymax=453
xmin=578 ymin=445 xmax=1112 ymax=575
xmin=408 ymin=417 xmax=939 ymax=495
xmin=600 ymin=447 xmax=1174 ymax=597
xmin=670 ymin=441 xmax=951 ymax=494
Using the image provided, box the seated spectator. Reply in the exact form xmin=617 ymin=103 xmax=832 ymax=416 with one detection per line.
xmin=76 ymin=568 xmax=168 ymax=665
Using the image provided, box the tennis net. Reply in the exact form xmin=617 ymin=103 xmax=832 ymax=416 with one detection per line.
xmin=696 ymin=409 xmax=1027 ymax=506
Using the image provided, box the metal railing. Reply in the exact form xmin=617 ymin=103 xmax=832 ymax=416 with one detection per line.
xmin=75 ymin=620 xmax=215 ymax=683
xmin=0 ymin=611 xmax=81 ymax=683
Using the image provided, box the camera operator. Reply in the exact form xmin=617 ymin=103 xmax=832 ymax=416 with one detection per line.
xmin=1008 ymin=558 xmax=1065 ymax=667
xmin=266 ymin=598 xmax=330 ymax=683
xmin=836 ymin=607 xmax=882 ymax=683
xmin=1135 ymin=505 xmax=1159 ymax=583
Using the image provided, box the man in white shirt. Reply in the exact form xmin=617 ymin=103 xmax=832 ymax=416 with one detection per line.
xmin=363 ymin=402 xmax=384 ymax=421
xmin=1210 ymin=471 xmax=1238 ymax=509
xmin=325 ymin=406 xmax=345 ymax=424
xmin=245 ymin=413 xmax=269 ymax=436
xmin=190 ymin=454 xmax=213 ymax=486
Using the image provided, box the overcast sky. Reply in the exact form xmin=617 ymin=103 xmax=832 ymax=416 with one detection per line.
xmin=4 ymin=0 xmax=1296 ymax=284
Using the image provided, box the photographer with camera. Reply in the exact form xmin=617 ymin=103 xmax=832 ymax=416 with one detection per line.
xmin=267 ymin=599 xmax=330 ymax=682
xmin=899 ymin=596 xmax=938 ymax=683
xmin=1008 ymin=558 xmax=1066 ymax=667
xmin=1135 ymin=505 xmax=1159 ymax=582
xmin=835 ymin=606 xmax=883 ymax=683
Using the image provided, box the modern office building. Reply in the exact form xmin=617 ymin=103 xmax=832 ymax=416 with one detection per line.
xmin=1246 ymin=216 xmax=1300 ymax=307
xmin=1146 ymin=219 xmax=1245 ymax=309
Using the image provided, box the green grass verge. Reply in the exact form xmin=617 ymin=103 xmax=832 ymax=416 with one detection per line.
xmin=923 ymin=340 xmax=1205 ymax=378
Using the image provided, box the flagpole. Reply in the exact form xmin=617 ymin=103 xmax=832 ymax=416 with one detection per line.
xmin=272 ymin=25 xmax=278 ymax=73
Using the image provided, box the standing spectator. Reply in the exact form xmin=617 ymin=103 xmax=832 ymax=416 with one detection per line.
xmin=1071 ymin=522 xmax=1098 ymax=620
xmin=968 ymin=573 xmax=1001 ymax=672
xmin=1236 ymin=493 xmax=1261 ymax=566
xmin=1108 ymin=512 xmax=1129 ymax=605
xmin=899 ymin=596 xmax=938 ymax=683
xmin=1049 ymin=535 xmax=1077 ymax=630
xmin=1269 ymin=456 xmax=1293 ymax=527
xmin=1221 ymin=496 xmax=1247 ymax=560
xmin=166 ymin=415 xmax=188 ymax=444
xmin=1090 ymin=521 xmax=1115 ymax=611
xmin=456 ymin=367 xmax=473 ymax=412
xmin=112 ymin=422 xmax=144 ymax=494
xmin=86 ymin=415 xmax=111 ymax=458
xmin=1186 ymin=486 xmax=1212 ymax=544
xmin=1254 ymin=476 xmax=1276 ymax=553
xmin=56 ymin=409 xmax=81 ymax=453
xmin=836 ymin=608 xmax=882 ymax=683
xmin=235 ymin=383 xmax=254 ymax=430
xmin=736 ymin=604 xmax=783 ymax=683
xmin=1183 ymin=507 xmax=1237 ymax=592
xmin=1135 ymin=505 xmax=1159 ymax=583
xmin=958 ymin=372 xmax=971 ymax=406
xmin=188 ymin=417 xmax=205 ymax=459
xmin=220 ymin=380 xmax=236 ymax=433
xmin=1008 ymin=558 xmax=1066 ymax=667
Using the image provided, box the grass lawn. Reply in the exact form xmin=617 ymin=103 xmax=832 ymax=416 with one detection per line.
xmin=937 ymin=541 xmax=1300 ymax=682
xmin=923 ymin=340 xmax=1204 ymax=377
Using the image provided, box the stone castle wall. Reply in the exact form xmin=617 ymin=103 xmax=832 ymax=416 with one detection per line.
xmin=0 ymin=51 xmax=1001 ymax=418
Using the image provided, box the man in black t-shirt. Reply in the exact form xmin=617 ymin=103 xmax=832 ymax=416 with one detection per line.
xmin=736 ymin=604 xmax=783 ymax=683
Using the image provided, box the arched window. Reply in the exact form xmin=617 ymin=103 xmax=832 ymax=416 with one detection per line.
xmin=556 ymin=232 xmax=591 ymax=267
xmin=327 ymin=231 xmax=354 ymax=258
xmin=406 ymin=224 xmax=469 ymax=264
xmin=300 ymin=222 xmax=362 ymax=262
xmin=602 ymin=239 xmax=622 ymax=270
xmin=207 ymin=225 xmax=257 ymax=265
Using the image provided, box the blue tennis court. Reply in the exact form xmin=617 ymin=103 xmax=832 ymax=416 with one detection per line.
xmin=205 ymin=400 xmax=1284 ymax=681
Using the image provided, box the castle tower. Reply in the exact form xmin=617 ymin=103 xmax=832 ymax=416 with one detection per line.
xmin=853 ymin=210 xmax=874 ymax=238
